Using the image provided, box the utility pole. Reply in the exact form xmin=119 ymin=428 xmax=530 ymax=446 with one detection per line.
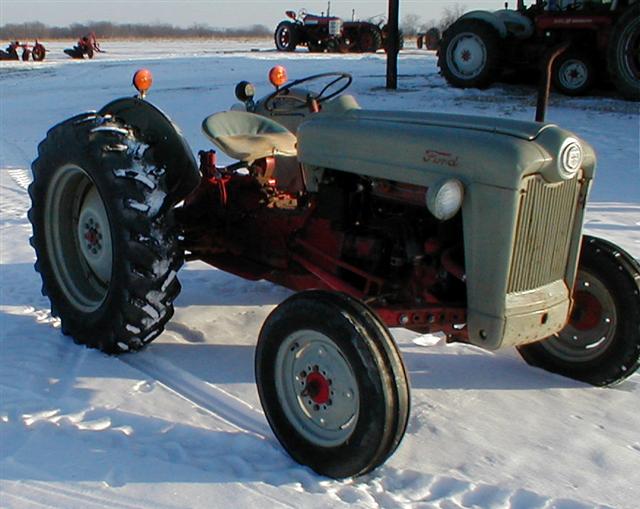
xmin=386 ymin=0 xmax=399 ymax=89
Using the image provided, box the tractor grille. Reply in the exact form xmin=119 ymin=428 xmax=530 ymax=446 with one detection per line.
xmin=507 ymin=175 xmax=581 ymax=293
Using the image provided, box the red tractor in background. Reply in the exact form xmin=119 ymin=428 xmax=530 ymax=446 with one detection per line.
xmin=0 ymin=40 xmax=46 ymax=61
xmin=64 ymin=32 xmax=104 ymax=59
xmin=274 ymin=8 xmax=403 ymax=53
xmin=438 ymin=0 xmax=639 ymax=99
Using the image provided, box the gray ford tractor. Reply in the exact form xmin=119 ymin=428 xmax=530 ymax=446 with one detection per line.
xmin=29 ymin=66 xmax=640 ymax=478
xmin=438 ymin=0 xmax=639 ymax=99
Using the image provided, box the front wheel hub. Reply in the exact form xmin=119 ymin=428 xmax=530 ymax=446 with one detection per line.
xmin=276 ymin=330 xmax=359 ymax=446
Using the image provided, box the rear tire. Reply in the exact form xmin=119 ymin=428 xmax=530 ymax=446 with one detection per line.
xmin=275 ymin=21 xmax=298 ymax=52
xmin=358 ymin=28 xmax=382 ymax=52
xmin=517 ymin=236 xmax=640 ymax=386
xmin=29 ymin=114 xmax=183 ymax=353
xmin=32 ymin=43 xmax=46 ymax=61
xmin=552 ymin=50 xmax=596 ymax=96
xmin=438 ymin=19 xmax=502 ymax=89
xmin=607 ymin=5 xmax=640 ymax=101
xmin=255 ymin=290 xmax=410 ymax=478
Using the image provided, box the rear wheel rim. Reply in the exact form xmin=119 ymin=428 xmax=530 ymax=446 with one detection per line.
xmin=275 ymin=329 xmax=360 ymax=447
xmin=447 ymin=33 xmax=487 ymax=79
xmin=44 ymin=164 xmax=113 ymax=312
xmin=619 ymin=19 xmax=640 ymax=80
xmin=542 ymin=269 xmax=617 ymax=362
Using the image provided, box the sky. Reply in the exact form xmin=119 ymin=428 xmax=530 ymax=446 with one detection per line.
xmin=0 ymin=0 xmax=504 ymax=28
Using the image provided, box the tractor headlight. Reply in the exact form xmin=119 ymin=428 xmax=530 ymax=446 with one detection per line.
xmin=558 ymin=138 xmax=583 ymax=179
xmin=426 ymin=179 xmax=464 ymax=221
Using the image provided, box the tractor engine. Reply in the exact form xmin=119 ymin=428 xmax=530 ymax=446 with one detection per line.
xmin=180 ymin=157 xmax=468 ymax=336
xmin=307 ymin=170 xmax=467 ymax=309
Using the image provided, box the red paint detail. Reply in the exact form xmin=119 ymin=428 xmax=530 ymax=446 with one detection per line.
xmin=305 ymin=371 xmax=330 ymax=404
xmin=84 ymin=229 xmax=98 ymax=246
xmin=570 ymin=290 xmax=603 ymax=331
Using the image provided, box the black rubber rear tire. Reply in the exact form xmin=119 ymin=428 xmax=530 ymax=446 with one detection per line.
xmin=607 ymin=5 xmax=640 ymax=101
xmin=29 ymin=113 xmax=183 ymax=353
xmin=255 ymin=290 xmax=410 ymax=478
xmin=32 ymin=44 xmax=45 ymax=61
xmin=552 ymin=50 xmax=596 ymax=96
xmin=438 ymin=19 xmax=502 ymax=89
xmin=275 ymin=21 xmax=298 ymax=52
xmin=358 ymin=28 xmax=382 ymax=52
xmin=517 ymin=236 xmax=640 ymax=386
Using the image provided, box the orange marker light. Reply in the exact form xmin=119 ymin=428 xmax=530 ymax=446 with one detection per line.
xmin=133 ymin=69 xmax=153 ymax=97
xmin=269 ymin=65 xmax=288 ymax=88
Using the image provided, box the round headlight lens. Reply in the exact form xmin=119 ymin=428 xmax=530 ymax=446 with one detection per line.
xmin=426 ymin=179 xmax=464 ymax=221
xmin=559 ymin=138 xmax=583 ymax=179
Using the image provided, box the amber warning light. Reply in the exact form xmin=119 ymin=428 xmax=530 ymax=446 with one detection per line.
xmin=133 ymin=69 xmax=153 ymax=98
xmin=269 ymin=65 xmax=288 ymax=88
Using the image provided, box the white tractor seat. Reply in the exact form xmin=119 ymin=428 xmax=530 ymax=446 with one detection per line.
xmin=202 ymin=111 xmax=297 ymax=162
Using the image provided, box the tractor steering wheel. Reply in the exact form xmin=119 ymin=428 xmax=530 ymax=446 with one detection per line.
xmin=263 ymin=72 xmax=353 ymax=112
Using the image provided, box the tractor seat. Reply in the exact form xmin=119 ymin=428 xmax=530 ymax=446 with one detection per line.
xmin=202 ymin=111 xmax=297 ymax=162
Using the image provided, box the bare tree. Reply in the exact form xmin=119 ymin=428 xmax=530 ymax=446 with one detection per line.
xmin=400 ymin=13 xmax=422 ymax=36
xmin=439 ymin=4 xmax=467 ymax=32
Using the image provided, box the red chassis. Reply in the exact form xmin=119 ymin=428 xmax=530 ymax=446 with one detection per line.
xmin=181 ymin=150 xmax=468 ymax=340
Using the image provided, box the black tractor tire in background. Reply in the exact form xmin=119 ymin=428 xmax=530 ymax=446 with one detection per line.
xmin=358 ymin=28 xmax=382 ymax=52
xmin=307 ymin=40 xmax=326 ymax=53
xmin=552 ymin=50 xmax=596 ymax=96
xmin=256 ymin=290 xmax=410 ymax=478
xmin=607 ymin=5 xmax=640 ymax=101
xmin=438 ymin=19 xmax=502 ymax=89
xmin=29 ymin=114 xmax=183 ymax=353
xmin=274 ymin=21 xmax=299 ymax=52
xmin=517 ymin=236 xmax=640 ymax=387
xmin=32 ymin=44 xmax=46 ymax=61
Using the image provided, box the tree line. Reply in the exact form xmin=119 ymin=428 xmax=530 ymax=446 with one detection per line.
xmin=0 ymin=21 xmax=271 ymax=40
xmin=400 ymin=4 xmax=467 ymax=35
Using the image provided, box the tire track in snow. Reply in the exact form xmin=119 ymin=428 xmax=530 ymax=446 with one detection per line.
xmin=6 ymin=167 xmax=32 ymax=190
xmin=120 ymin=351 xmax=271 ymax=438
xmin=2 ymin=480 xmax=151 ymax=509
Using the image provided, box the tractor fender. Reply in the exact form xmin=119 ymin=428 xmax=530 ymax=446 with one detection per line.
xmin=99 ymin=97 xmax=200 ymax=206
xmin=457 ymin=10 xmax=509 ymax=38
xmin=457 ymin=9 xmax=535 ymax=40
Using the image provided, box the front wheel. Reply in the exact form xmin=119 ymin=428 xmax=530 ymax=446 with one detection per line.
xmin=255 ymin=290 xmax=410 ymax=478
xmin=552 ymin=50 xmax=595 ymax=96
xmin=517 ymin=236 xmax=640 ymax=386
xmin=29 ymin=114 xmax=183 ymax=353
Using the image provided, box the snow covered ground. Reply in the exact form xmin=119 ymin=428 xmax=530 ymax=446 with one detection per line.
xmin=1 ymin=40 xmax=639 ymax=509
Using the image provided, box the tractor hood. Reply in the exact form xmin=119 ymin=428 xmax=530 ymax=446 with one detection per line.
xmin=297 ymin=109 xmax=595 ymax=189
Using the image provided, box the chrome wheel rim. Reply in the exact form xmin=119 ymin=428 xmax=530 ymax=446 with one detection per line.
xmin=275 ymin=330 xmax=359 ymax=447
xmin=44 ymin=164 xmax=112 ymax=312
xmin=542 ymin=269 xmax=617 ymax=362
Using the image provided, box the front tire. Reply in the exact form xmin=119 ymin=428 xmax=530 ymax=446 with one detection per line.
xmin=438 ymin=19 xmax=502 ymax=89
xmin=607 ymin=5 xmax=640 ymax=101
xmin=274 ymin=21 xmax=298 ymax=52
xmin=517 ymin=236 xmax=640 ymax=386
xmin=552 ymin=50 xmax=595 ymax=96
xmin=29 ymin=114 xmax=183 ymax=353
xmin=255 ymin=290 xmax=410 ymax=478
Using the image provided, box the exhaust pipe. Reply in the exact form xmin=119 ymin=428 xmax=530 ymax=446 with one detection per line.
xmin=535 ymin=42 xmax=570 ymax=122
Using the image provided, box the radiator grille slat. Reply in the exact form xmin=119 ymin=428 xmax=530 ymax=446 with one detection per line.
xmin=508 ymin=176 xmax=581 ymax=293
